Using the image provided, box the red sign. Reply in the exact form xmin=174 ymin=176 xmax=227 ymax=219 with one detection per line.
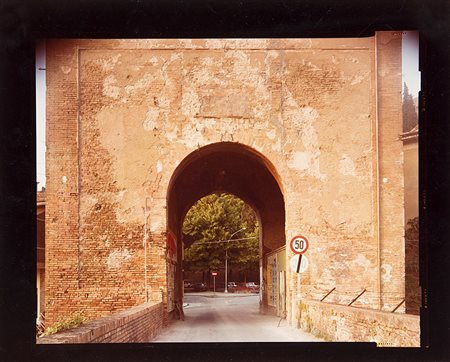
xmin=211 ymin=272 xmax=217 ymax=276
xmin=167 ymin=231 xmax=177 ymax=258
xmin=290 ymin=235 xmax=309 ymax=255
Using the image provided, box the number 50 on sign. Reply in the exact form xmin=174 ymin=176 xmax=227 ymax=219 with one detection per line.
xmin=290 ymin=235 xmax=309 ymax=254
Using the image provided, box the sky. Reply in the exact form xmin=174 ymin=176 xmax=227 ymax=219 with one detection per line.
xmin=36 ymin=40 xmax=46 ymax=190
xmin=402 ymin=31 xmax=420 ymax=97
xmin=35 ymin=33 xmax=421 ymax=190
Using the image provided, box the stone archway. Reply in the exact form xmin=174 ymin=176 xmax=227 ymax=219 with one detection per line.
xmin=166 ymin=142 xmax=286 ymax=315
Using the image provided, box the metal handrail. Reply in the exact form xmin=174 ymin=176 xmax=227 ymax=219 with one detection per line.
xmin=320 ymin=287 xmax=336 ymax=302
xmin=391 ymin=299 xmax=405 ymax=313
xmin=348 ymin=289 xmax=366 ymax=306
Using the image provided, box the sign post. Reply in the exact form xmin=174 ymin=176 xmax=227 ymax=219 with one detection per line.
xmin=212 ymin=272 xmax=217 ymax=295
xmin=289 ymin=235 xmax=309 ymax=314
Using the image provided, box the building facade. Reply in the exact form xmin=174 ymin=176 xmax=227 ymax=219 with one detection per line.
xmin=44 ymin=34 xmax=413 ymax=337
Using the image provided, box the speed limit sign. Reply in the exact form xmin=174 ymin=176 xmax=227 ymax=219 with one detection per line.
xmin=290 ymin=235 xmax=309 ymax=254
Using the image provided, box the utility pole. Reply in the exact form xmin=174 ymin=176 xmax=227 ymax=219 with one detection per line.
xmin=224 ymin=227 xmax=246 ymax=293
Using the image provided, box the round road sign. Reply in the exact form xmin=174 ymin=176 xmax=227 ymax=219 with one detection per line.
xmin=290 ymin=254 xmax=309 ymax=273
xmin=290 ymin=235 xmax=309 ymax=254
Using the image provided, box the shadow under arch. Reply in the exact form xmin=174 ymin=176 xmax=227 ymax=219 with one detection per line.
xmin=167 ymin=142 xmax=286 ymax=315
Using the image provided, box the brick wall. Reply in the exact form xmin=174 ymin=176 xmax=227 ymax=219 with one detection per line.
xmin=376 ymin=31 xmax=406 ymax=312
xmin=37 ymin=301 xmax=164 ymax=344
xmin=45 ymin=40 xmax=82 ymax=325
xmin=299 ymin=299 xmax=419 ymax=347
xmin=45 ymin=40 xmax=169 ymax=326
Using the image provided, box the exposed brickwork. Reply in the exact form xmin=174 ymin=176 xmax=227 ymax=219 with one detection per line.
xmin=45 ymin=40 xmax=81 ymax=325
xmin=376 ymin=32 xmax=406 ymax=312
xmin=45 ymin=34 xmax=409 ymax=336
xmin=45 ymin=41 xmax=169 ymax=326
xmin=299 ymin=300 xmax=419 ymax=347
xmin=37 ymin=301 xmax=164 ymax=344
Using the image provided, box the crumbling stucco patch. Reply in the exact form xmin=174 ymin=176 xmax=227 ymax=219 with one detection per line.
xmin=151 ymin=221 xmax=161 ymax=232
xmin=156 ymin=161 xmax=163 ymax=174
xmin=339 ymin=154 xmax=356 ymax=176
xmin=181 ymin=89 xmax=201 ymax=116
xmin=60 ymin=66 xmax=71 ymax=74
xmin=353 ymin=254 xmax=371 ymax=269
xmin=287 ymin=152 xmax=311 ymax=171
xmin=381 ymin=264 xmax=393 ymax=283
xmin=349 ymin=72 xmax=369 ymax=86
xmin=95 ymin=54 xmax=122 ymax=71
xmin=180 ymin=122 xmax=206 ymax=148
xmin=103 ymin=75 xmax=120 ymax=99
xmin=143 ymin=108 xmax=160 ymax=131
xmin=107 ymin=248 xmax=132 ymax=270
xmin=284 ymin=89 xmax=326 ymax=181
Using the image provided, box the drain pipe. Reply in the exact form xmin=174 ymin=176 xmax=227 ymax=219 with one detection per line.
xmin=375 ymin=34 xmax=382 ymax=310
xmin=143 ymin=198 xmax=151 ymax=303
xmin=143 ymin=206 xmax=148 ymax=302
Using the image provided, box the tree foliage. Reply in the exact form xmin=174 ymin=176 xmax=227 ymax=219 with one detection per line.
xmin=403 ymin=82 xmax=418 ymax=133
xmin=182 ymin=193 xmax=259 ymax=275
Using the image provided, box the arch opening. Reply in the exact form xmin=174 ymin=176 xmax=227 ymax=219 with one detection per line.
xmin=167 ymin=142 xmax=286 ymax=316
xmin=182 ymin=192 xmax=260 ymax=293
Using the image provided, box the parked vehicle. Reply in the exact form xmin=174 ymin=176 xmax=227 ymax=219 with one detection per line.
xmin=245 ymin=282 xmax=260 ymax=293
xmin=193 ymin=282 xmax=208 ymax=292
xmin=184 ymin=281 xmax=194 ymax=292
xmin=227 ymin=282 xmax=237 ymax=292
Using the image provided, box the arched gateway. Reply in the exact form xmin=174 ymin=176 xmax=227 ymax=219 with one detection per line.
xmin=43 ymin=34 xmax=419 ymax=344
xmin=167 ymin=142 xmax=286 ymax=316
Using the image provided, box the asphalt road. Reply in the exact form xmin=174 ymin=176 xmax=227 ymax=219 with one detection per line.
xmin=153 ymin=292 xmax=323 ymax=342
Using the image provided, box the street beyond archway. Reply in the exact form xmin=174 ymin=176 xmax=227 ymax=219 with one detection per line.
xmin=153 ymin=293 xmax=323 ymax=342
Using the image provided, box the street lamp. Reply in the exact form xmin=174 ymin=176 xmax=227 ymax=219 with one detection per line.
xmin=224 ymin=227 xmax=246 ymax=293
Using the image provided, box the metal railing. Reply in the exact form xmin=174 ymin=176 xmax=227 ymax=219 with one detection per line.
xmin=320 ymin=287 xmax=336 ymax=302
xmin=318 ymin=287 xmax=407 ymax=313
xmin=348 ymin=289 xmax=366 ymax=306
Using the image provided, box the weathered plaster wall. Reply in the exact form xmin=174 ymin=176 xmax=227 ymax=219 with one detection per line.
xmin=300 ymin=300 xmax=419 ymax=347
xmin=282 ymin=42 xmax=379 ymax=324
xmin=45 ymin=35 xmax=405 ymax=328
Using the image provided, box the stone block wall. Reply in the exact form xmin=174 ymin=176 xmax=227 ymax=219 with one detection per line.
xmin=299 ymin=300 xmax=419 ymax=347
xmin=37 ymin=301 xmax=164 ymax=344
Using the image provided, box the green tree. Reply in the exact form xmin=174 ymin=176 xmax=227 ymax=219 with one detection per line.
xmin=182 ymin=193 xmax=259 ymax=277
xmin=403 ymin=82 xmax=418 ymax=133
